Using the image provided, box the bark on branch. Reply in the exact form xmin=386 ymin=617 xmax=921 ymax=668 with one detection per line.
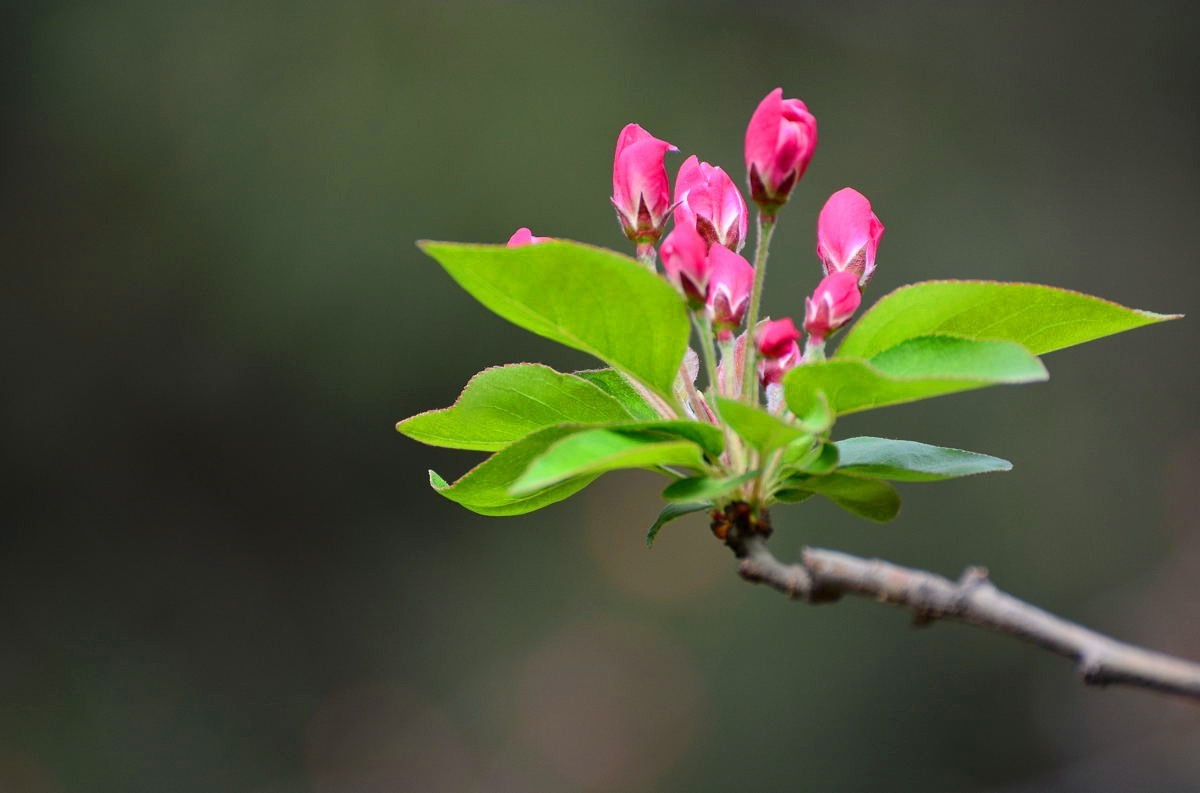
xmin=730 ymin=532 xmax=1200 ymax=701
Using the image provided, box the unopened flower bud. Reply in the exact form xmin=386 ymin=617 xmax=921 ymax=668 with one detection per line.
xmin=744 ymin=88 xmax=818 ymax=212
xmin=674 ymin=156 xmax=749 ymax=252
xmin=758 ymin=336 xmax=802 ymax=388
xmin=804 ymin=271 xmax=862 ymax=344
xmin=705 ymin=245 xmax=754 ymax=339
xmin=816 ymin=188 xmax=885 ymax=287
xmin=660 ymin=222 xmax=711 ymax=307
xmin=757 ymin=317 xmax=803 ymax=360
xmin=611 ymin=123 xmax=677 ymax=245
xmin=506 ymin=228 xmax=552 ymax=247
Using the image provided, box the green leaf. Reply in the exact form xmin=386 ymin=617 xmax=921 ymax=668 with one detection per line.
xmin=797 ymin=391 xmax=834 ymax=435
xmin=616 ymin=420 xmax=725 ymax=456
xmin=716 ymin=398 xmax=809 ymax=453
xmin=511 ymin=428 xmax=709 ymax=495
xmin=662 ymin=471 xmax=759 ymax=503
xmin=773 ymin=489 xmax=816 ymax=504
xmin=782 ymin=473 xmax=902 ymax=522
xmin=784 ymin=336 xmax=1048 ymax=417
xmin=646 ymin=502 xmax=710 ymax=547
xmin=430 ymin=426 xmax=599 ymax=516
xmin=870 ymin=335 xmax=1047 ymax=379
xmin=835 ymin=437 xmax=1012 ymax=481
xmin=838 ymin=280 xmax=1180 ymax=360
xmin=397 ymin=364 xmax=633 ymax=451
xmin=420 ymin=240 xmax=691 ymax=401
xmin=575 ymin=368 xmax=662 ymax=420
xmin=784 ymin=440 xmax=839 ymax=474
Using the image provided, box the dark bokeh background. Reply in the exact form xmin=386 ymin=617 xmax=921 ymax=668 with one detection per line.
xmin=4 ymin=1 xmax=1199 ymax=791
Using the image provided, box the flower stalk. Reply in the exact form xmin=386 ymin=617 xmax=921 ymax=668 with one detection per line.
xmin=740 ymin=212 xmax=777 ymax=401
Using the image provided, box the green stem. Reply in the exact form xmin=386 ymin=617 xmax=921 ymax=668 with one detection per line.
xmin=741 ymin=212 xmax=777 ymax=403
xmin=697 ymin=312 xmax=751 ymax=474
xmin=716 ymin=333 xmax=751 ymax=473
xmin=693 ymin=313 xmax=722 ymax=413
xmin=718 ymin=336 xmax=736 ymax=398
xmin=636 ymin=242 xmax=657 ymax=271
xmin=803 ymin=336 xmax=826 ymax=362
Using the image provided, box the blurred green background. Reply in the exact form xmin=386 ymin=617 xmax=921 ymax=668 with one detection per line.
xmin=4 ymin=1 xmax=1199 ymax=791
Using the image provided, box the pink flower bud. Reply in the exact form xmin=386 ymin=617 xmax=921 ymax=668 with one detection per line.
xmin=744 ymin=88 xmax=818 ymax=210
xmin=660 ymin=222 xmax=710 ymax=307
xmin=705 ymin=244 xmax=754 ymax=338
xmin=816 ymin=188 xmax=885 ymax=287
xmin=611 ymin=123 xmax=677 ymax=245
xmin=758 ymin=337 xmax=802 ymax=388
xmin=673 ymin=155 xmax=749 ymax=252
xmin=756 ymin=317 xmax=803 ymax=360
xmin=804 ymin=270 xmax=862 ymax=344
xmin=506 ymin=228 xmax=552 ymax=247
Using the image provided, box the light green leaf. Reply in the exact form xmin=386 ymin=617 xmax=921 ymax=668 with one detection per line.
xmin=646 ymin=502 xmax=710 ymax=547
xmin=779 ymin=434 xmax=819 ymax=465
xmin=773 ymin=489 xmax=816 ymax=504
xmin=784 ymin=336 xmax=1048 ymax=417
xmin=511 ymin=429 xmax=709 ymax=495
xmin=783 ymin=440 xmax=839 ymax=474
xmin=716 ymin=398 xmax=809 ymax=453
xmin=662 ymin=471 xmax=759 ymax=503
xmin=616 ymin=420 xmax=725 ymax=456
xmin=397 ymin=364 xmax=633 ymax=451
xmin=838 ymin=280 xmax=1180 ymax=360
xmin=797 ymin=391 xmax=834 ymax=435
xmin=575 ymin=368 xmax=662 ymax=420
xmin=870 ymin=335 xmax=1047 ymax=379
xmin=420 ymin=240 xmax=691 ymax=401
xmin=430 ymin=426 xmax=598 ymax=516
xmin=781 ymin=473 xmax=902 ymax=522
xmin=835 ymin=437 xmax=1012 ymax=481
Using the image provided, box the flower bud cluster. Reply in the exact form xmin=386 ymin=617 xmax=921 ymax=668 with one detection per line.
xmin=505 ymin=87 xmax=886 ymax=408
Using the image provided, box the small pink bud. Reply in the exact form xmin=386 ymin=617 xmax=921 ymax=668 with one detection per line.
xmin=757 ymin=317 xmax=803 ymax=360
xmin=804 ymin=270 xmax=862 ymax=343
xmin=744 ymin=88 xmax=818 ymax=211
xmin=758 ymin=337 xmax=802 ymax=387
xmin=705 ymin=244 xmax=754 ymax=338
xmin=660 ymin=222 xmax=710 ymax=307
xmin=506 ymin=228 xmax=552 ymax=247
xmin=816 ymin=188 xmax=885 ymax=287
xmin=611 ymin=123 xmax=677 ymax=245
xmin=673 ymin=156 xmax=749 ymax=252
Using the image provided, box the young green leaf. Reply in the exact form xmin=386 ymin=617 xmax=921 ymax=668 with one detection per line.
xmin=420 ymin=240 xmax=691 ymax=401
xmin=575 ymin=368 xmax=663 ymax=420
xmin=429 ymin=426 xmax=599 ymax=516
xmin=772 ymin=489 xmax=816 ymax=504
xmin=780 ymin=473 xmax=902 ymax=522
xmin=716 ymin=397 xmax=809 ymax=453
xmin=510 ymin=429 xmax=710 ymax=495
xmin=397 ymin=364 xmax=633 ymax=451
xmin=646 ymin=502 xmax=711 ymax=547
xmin=838 ymin=280 xmax=1180 ymax=360
xmin=661 ymin=471 xmax=759 ymax=503
xmin=618 ymin=420 xmax=725 ymax=456
xmin=784 ymin=336 xmax=1047 ymax=417
xmin=797 ymin=391 xmax=834 ymax=435
xmin=869 ymin=334 xmax=1048 ymax=379
xmin=783 ymin=439 xmax=839 ymax=474
xmin=835 ymin=437 xmax=1012 ymax=481
xmin=779 ymin=434 xmax=818 ymax=466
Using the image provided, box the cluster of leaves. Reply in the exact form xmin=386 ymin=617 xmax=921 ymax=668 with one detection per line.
xmin=398 ymin=240 xmax=1174 ymax=542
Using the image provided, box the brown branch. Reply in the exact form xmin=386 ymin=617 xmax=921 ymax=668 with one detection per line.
xmin=730 ymin=532 xmax=1200 ymax=701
